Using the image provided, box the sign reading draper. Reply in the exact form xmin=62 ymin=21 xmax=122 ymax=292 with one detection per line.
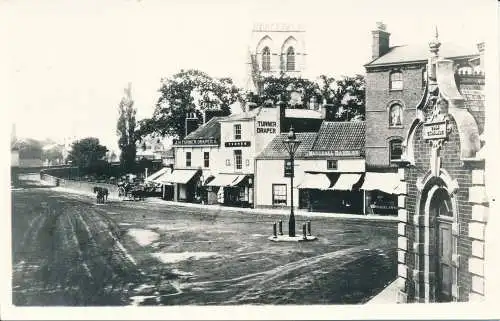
xmin=256 ymin=121 xmax=277 ymax=134
xmin=423 ymin=121 xmax=447 ymax=140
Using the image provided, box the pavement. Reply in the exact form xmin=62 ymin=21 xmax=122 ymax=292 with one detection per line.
xmin=365 ymin=279 xmax=399 ymax=304
xmin=42 ymin=175 xmax=399 ymax=222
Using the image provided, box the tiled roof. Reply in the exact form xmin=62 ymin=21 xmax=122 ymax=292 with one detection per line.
xmin=311 ymin=121 xmax=365 ymax=151
xmin=256 ymin=132 xmax=318 ymax=160
xmin=184 ymin=116 xmax=226 ymax=140
xmin=365 ymin=42 xmax=479 ymax=67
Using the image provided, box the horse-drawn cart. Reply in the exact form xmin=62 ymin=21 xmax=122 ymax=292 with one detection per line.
xmin=117 ymin=182 xmax=146 ymax=201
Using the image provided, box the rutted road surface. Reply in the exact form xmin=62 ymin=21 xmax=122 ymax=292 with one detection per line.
xmin=12 ymin=176 xmax=397 ymax=306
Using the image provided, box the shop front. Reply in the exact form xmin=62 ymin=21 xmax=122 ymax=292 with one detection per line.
xmin=296 ymin=172 xmax=364 ymax=214
xmin=205 ymin=173 xmax=254 ymax=207
xmin=160 ymin=169 xmax=202 ymax=203
xmin=361 ymin=172 xmax=401 ymax=215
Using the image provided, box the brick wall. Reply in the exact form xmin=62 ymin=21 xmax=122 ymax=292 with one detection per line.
xmin=365 ymin=65 xmax=425 ymax=167
xmin=402 ymin=116 xmax=483 ymax=302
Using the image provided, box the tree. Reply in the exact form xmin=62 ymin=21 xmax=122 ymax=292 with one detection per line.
xmin=137 ymin=69 xmax=243 ymax=139
xmin=67 ymin=137 xmax=108 ymax=169
xmin=248 ymin=74 xmax=322 ymax=108
xmin=330 ymin=74 xmax=366 ymax=121
xmin=248 ymin=73 xmax=366 ymax=121
xmin=117 ymin=83 xmax=138 ymax=172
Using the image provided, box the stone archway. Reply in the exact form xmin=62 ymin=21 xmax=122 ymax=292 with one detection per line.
xmin=417 ymin=174 xmax=458 ymax=303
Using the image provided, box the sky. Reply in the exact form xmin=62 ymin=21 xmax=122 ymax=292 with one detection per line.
xmin=1 ymin=0 xmax=495 ymax=153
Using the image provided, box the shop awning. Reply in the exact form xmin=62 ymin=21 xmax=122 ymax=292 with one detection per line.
xmin=145 ymin=167 xmax=171 ymax=182
xmin=154 ymin=170 xmax=174 ymax=185
xmin=206 ymin=174 xmax=246 ymax=187
xmin=330 ymin=174 xmax=362 ymax=191
xmin=161 ymin=169 xmax=199 ymax=184
xmin=296 ymin=173 xmax=331 ymax=190
xmin=361 ymin=172 xmax=401 ymax=194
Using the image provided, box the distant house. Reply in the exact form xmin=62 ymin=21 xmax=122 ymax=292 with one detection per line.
xmin=11 ymin=138 xmax=43 ymax=168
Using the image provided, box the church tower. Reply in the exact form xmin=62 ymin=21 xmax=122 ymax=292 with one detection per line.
xmin=248 ymin=23 xmax=307 ymax=88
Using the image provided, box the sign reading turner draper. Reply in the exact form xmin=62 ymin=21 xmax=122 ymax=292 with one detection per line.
xmin=423 ymin=121 xmax=448 ymax=140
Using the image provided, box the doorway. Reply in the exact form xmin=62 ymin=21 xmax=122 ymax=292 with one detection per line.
xmin=429 ymin=187 xmax=454 ymax=302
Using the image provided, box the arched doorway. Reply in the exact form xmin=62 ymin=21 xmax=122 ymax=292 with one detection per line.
xmin=427 ymin=186 xmax=454 ymax=302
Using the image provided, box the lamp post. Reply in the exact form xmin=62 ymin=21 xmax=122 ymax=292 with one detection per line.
xmin=283 ymin=126 xmax=301 ymax=237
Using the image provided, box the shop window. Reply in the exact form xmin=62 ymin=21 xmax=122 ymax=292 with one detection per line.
xmin=286 ymin=47 xmax=295 ymax=71
xmin=225 ymin=159 xmax=231 ymax=166
xmin=327 ymin=160 xmax=338 ymax=170
xmin=389 ymin=104 xmax=403 ymax=127
xmin=186 ymin=152 xmax=191 ymax=167
xmin=390 ymin=139 xmax=403 ymax=161
xmin=234 ymin=150 xmax=242 ymax=170
xmin=390 ymin=71 xmax=403 ymax=90
xmin=234 ymin=124 xmax=242 ymax=140
xmin=262 ymin=47 xmax=271 ymax=71
xmin=204 ymin=152 xmax=209 ymax=168
xmin=272 ymin=184 xmax=287 ymax=206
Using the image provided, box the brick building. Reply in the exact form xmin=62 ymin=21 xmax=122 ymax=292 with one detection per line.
xmin=363 ymin=23 xmax=481 ymax=215
xmin=392 ymin=30 xmax=488 ymax=303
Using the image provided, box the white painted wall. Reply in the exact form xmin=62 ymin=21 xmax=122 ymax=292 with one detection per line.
xmin=255 ymin=158 xmax=365 ymax=207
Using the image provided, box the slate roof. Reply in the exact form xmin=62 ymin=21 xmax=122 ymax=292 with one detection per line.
xmin=310 ymin=121 xmax=365 ymax=152
xmin=365 ymin=42 xmax=479 ymax=67
xmin=256 ymin=132 xmax=318 ymax=160
xmin=184 ymin=116 xmax=226 ymax=140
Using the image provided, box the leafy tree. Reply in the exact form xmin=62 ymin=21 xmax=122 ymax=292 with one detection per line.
xmin=42 ymin=146 xmax=64 ymax=164
xmin=248 ymin=73 xmax=366 ymax=121
xmin=67 ymin=137 xmax=108 ymax=169
xmin=248 ymin=74 xmax=322 ymax=108
xmin=330 ymin=74 xmax=366 ymax=121
xmin=137 ymin=69 xmax=243 ymax=139
xmin=117 ymin=83 xmax=138 ymax=172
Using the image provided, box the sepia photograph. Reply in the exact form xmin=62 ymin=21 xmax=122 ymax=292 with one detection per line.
xmin=1 ymin=0 xmax=499 ymax=319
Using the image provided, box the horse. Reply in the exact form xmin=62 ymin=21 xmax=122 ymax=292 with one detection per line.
xmin=93 ymin=186 xmax=109 ymax=204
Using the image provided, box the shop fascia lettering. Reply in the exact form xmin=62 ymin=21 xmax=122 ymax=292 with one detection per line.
xmin=173 ymin=138 xmax=218 ymax=146
xmin=256 ymin=120 xmax=277 ymax=134
xmin=308 ymin=150 xmax=361 ymax=157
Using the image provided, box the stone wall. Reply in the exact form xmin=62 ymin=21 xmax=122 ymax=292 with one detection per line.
xmin=397 ymin=117 xmax=488 ymax=302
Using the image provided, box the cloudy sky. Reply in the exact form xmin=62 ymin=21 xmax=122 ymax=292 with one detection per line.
xmin=1 ymin=0 xmax=495 ymax=153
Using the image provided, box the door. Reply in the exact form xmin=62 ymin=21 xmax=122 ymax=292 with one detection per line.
xmin=433 ymin=187 xmax=454 ymax=302
xmin=437 ymin=219 xmax=453 ymax=302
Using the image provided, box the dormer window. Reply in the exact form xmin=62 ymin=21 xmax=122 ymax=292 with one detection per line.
xmin=262 ymin=47 xmax=271 ymax=71
xmin=390 ymin=71 xmax=403 ymax=90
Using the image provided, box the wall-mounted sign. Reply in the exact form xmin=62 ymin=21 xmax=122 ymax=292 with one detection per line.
xmin=173 ymin=138 xmax=218 ymax=146
xmin=308 ymin=150 xmax=361 ymax=157
xmin=423 ymin=121 xmax=447 ymax=140
xmin=225 ymin=141 xmax=251 ymax=148
xmin=256 ymin=121 xmax=277 ymax=134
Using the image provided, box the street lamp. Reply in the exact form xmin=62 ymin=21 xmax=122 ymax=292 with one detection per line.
xmin=283 ymin=126 xmax=301 ymax=237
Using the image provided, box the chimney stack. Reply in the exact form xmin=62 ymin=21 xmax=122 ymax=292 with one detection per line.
xmin=371 ymin=22 xmax=390 ymax=60
xmin=184 ymin=112 xmax=199 ymax=137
